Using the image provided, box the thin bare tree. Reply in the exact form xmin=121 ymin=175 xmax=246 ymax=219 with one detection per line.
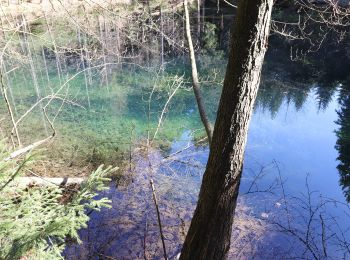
xmin=184 ymin=0 xmax=213 ymax=145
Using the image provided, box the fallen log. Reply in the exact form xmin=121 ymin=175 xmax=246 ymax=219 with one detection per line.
xmin=14 ymin=176 xmax=85 ymax=187
xmin=4 ymin=134 xmax=54 ymax=162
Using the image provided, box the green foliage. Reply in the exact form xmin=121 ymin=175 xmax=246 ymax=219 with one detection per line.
xmin=0 ymin=141 xmax=114 ymax=260
xmin=202 ymin=22 xmax=221 ymax=55
xmin=28 ymin=18 xmax=46 ymax=36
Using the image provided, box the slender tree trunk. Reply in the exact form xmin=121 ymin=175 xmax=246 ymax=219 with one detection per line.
xmin=197 ymin=0 xmax=201 ymax=38
xmin=84 ymin=36 xmax=93 ymax=85
xmin=41 ymin=47 xmax=50 ymax=84
xmin=44 ymin=14 xmax=63 ymax=85
xmin=202 ymin=0 xmax=205 ymax=33
xmin=2 ymin=62 xmax=17 ymax=116
xmin=184 ymin=0 xmax=213 ymax=144
xmin=0 ymin=22 xmax=17 ymax=117
xmin=220 ymin=13 xmax=224 ymax=47
xmin=180 ymin=0 xmax=273 ymax=258
xmin=0 ymin=70 xmax=21 ymax=147
xmin=114 ymin=20 xmax=121 ymax=66
xmin=104 ymin=18 xmax=112 ymax=75
xmin=98 ymin=15 xmax=109 ymax=91
xmin=22 ymin=16 xmax=48 ymax=135
xmin=77 ymin=27 xmax=91 ymax=108
xmin=172 ymin=6 xmax=175 ymax=40
xmin=160 ymin=6 xmax=164 ymax=67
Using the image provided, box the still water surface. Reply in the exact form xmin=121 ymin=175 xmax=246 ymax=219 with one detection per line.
xmin=1 ymin=48 xmax=348 ymax=257
xmin=61 ymin=69 xmax=350 ymax=258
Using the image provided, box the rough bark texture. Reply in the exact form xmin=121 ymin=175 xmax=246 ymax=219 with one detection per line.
xmin=184 ymin=0 xmax=213 ymax=144
xmin=179 ymin=0 xmax=273 ymax=258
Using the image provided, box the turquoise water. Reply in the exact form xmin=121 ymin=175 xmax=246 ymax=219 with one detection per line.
xmin=0 ymin=61 xmax=220 ymax=167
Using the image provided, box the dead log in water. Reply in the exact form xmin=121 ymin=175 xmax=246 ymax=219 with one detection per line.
xmin=14 ymin=176 xmax=85 ymax=187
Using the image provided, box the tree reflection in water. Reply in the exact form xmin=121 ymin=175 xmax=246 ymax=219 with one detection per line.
xmin=335 ymin=81 xmax=350 ymax=202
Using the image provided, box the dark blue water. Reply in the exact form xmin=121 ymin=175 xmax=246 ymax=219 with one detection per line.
xmin=247 ymin=89 xmax=340 ymax=198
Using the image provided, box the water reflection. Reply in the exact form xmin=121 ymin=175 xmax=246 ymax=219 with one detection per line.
xmin=335 ymin=81 xmax=350 ymax=202
xmin=255 ymin=75 xmax=350 ymax=204
xmin=63 ymin=142 xmax=270 ymax=259
xmin=2 ymin=37 xmax=349 ymax=255
xmin=1 ymin=7 xmax=349 ymax=257
xmin=63 ymin=75 xmax=350 ymax=259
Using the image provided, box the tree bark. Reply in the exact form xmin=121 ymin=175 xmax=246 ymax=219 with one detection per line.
xmin=179 ymin=0 xmax=273 ymax=258
xmin=0 ymin=70 xmax=21 ymax=148
xmin=184 ymin=0 xmax=213 ymax=145
xmin=197 ymin=0 xmax=201 ymax=38
xmin=160 ymin=5 xmax=164 ymax=67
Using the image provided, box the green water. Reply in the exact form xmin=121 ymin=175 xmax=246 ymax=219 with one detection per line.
xmin=0 ymin=57 xmax=223 ymax=168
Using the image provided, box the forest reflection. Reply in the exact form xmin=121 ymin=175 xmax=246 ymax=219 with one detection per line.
xmin=335 ymin=81 xmax=350 ymax=202
xmin=256 ymin=73 xmax=350 ymax=203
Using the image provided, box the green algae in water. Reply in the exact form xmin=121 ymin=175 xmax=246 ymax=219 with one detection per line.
xmin=0 ymin=60 xmax=220 ymax=168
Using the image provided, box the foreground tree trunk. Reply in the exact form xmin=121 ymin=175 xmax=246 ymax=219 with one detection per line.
xmin=180 ymin=0 xmax=273 ymax=258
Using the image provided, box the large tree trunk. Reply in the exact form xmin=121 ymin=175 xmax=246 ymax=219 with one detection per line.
xmin=179 ymin=0 xmax=273 ymax=259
